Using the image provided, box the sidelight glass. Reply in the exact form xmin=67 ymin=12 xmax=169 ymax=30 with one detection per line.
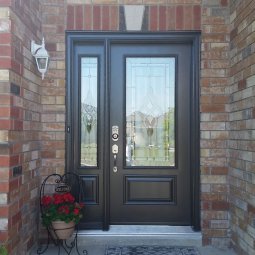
xmin=126 ymin=57 xmax=175 ymax=167
xmin=80 ymin=57 xmax=98 ymax=167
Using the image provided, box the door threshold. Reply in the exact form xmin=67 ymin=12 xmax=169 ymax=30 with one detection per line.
xmin=78 ymin=225 xmax=201 ymax=237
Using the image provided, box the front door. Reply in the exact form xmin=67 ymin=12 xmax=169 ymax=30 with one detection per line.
xmin=67 ymin=32 xmax=200 ymax=230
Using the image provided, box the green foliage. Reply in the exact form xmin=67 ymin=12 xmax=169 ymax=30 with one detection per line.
xmin=0 ymin=245 xmax=8 ymax=255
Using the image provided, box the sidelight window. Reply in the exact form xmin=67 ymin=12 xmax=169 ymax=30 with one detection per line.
xmin=80 ymin=57 xmax=98 ymax=167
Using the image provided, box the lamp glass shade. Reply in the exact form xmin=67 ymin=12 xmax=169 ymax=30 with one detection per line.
xmin=34 ymin=46 xmax=49 ymax=78
xmin=36 ymin=57 xmax=48 ymax=72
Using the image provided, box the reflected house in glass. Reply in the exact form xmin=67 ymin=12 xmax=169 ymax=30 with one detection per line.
xmin=81 ymin=102 xmax=97 ymax=167
xmin=126 ymin=108 xmax=175 ymax=167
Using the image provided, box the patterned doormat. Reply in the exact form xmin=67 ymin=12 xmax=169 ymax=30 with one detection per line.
xmin=105 ymin=246 xmax=200 ymax=255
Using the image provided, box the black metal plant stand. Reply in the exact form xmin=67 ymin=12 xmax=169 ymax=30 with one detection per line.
xmin=37 ymin=172 xmax=88 ymax=255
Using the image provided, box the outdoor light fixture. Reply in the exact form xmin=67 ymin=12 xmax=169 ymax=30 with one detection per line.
xmin=31 ymin=37 xmax=49 ymax=80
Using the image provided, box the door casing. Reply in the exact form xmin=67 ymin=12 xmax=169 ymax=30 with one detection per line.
xmin=66 ymin=32 xmax=201 ymax=231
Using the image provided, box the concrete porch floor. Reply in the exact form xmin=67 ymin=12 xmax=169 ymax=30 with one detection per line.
xmin=32 ymin=226 xmax=237 ymax=255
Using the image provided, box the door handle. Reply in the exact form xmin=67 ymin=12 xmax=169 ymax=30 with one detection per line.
xmin=112 ymin=144 xmax=118 ymax=173
xmin=113 ymin=154 xmax=117 ymax=173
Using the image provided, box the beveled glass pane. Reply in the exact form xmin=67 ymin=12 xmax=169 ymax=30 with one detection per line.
xmin=80 ymin=57 xmax=98 ymax=167
xmin=126 ymin=57 xmax=175 ymax=167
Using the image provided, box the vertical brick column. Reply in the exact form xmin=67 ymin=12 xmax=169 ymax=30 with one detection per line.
xmin=41 ymin=0 xmax=67 ymax=179
xmin=0 ymin=3 xmax=14 ymax=251
xmin=229 ymin=0 xmax=255 ymax=254
xmin=0 ymin=1 xmax=42 ymax=254
xmin=200 ymin=0 xmax=230 ymax=248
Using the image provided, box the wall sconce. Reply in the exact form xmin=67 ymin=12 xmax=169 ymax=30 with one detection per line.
xmin=31 ymin=37 xmax=49 ymax=80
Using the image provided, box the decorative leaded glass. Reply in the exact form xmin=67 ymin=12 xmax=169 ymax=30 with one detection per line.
xmin=126 ymin=57 xmax=175 ymax=167
xmin=80 ymin=57 xmax=98 ymax=167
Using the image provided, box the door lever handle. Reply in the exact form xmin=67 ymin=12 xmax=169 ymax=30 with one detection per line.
xmin=113 ymin=154 xmax=117 ymax=173
xmin=112 ymin=144 xmax=118 ymax=173
xmin=113 ymin=154 xmax=117 ymax=166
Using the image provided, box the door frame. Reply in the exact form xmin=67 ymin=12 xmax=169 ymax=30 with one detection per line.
xmin=66 ymin=32 xmax=201 ymax=231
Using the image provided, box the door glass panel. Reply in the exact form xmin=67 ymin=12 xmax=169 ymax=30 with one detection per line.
xmin=80 ymin=57 xmax=98 ymax=167
xmin=126 ymin=57 xmax=175 ymax=167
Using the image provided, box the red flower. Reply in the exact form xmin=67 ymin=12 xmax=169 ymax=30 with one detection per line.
xmin=53 ymin=194 xmax=64 ymax=204
xmin=73 ymin=208 xmax=80 ymax=215
xmin=63 ymin=193 xmax=75 ymax=203
xmin=42 ymin=195 xmax=52 ymax=206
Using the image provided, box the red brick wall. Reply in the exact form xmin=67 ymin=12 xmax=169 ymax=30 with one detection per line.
xmin=200 ymin=0 xmax=230 ymax=248
xmin=0 ymin=0 xmax=42 ymax=254
xmin=229 ymin=0 xmax=255 ymax=254
xmin=65 ymin=4 xmax=201 ymax=31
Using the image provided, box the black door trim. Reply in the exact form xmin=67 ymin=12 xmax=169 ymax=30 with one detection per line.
xmin=66 ymin=31 xmax=201 ymax=231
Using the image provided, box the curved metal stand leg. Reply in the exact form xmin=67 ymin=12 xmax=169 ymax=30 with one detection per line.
xmin=37 ymin=230 xmax=51 ymax=254
xmin=74 ymin=233 xmax=88 ymax=255
xmin=64 ymin=231 xmax=88 ymax=255
xmin=37 ymin=229 xmax=88 ymax=254
xmin=37 ymin=242 xmax=49 ymax=254
xmin=58 ymin=244 xmax=61 ymax=255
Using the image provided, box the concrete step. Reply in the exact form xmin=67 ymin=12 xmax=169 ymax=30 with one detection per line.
xmin=77 ymin=225 xmax=202 ymax=247
xmin=31 ymin=227 xmax=237 ymax=255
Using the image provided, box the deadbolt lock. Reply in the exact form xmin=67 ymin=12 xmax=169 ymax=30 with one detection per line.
xmin=112 ymin=126 xmax=119 ymax=141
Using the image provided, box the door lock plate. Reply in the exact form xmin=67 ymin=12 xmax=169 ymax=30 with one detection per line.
xmin=112 ymin=144 xmax=118 ymax=154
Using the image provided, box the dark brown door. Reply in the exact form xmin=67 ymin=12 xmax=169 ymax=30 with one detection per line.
xmin=109 ymin=43 xmax=191 ymax=224
xmin=67 ymin=33 xmax=200 ymax=230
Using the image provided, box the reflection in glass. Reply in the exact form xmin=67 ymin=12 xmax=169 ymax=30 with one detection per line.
xmin=126 ymin=57 xmax=175 ymax=167
xmin=80 ymin=58 xmax=98 ymax=167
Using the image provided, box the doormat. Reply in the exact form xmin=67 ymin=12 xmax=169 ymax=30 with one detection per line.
xmin=105 ymin=246 xmax=200 ymax=255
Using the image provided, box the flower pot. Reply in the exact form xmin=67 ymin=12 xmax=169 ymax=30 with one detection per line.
xmin=51 ymin=221 xmax=75 ymax=240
